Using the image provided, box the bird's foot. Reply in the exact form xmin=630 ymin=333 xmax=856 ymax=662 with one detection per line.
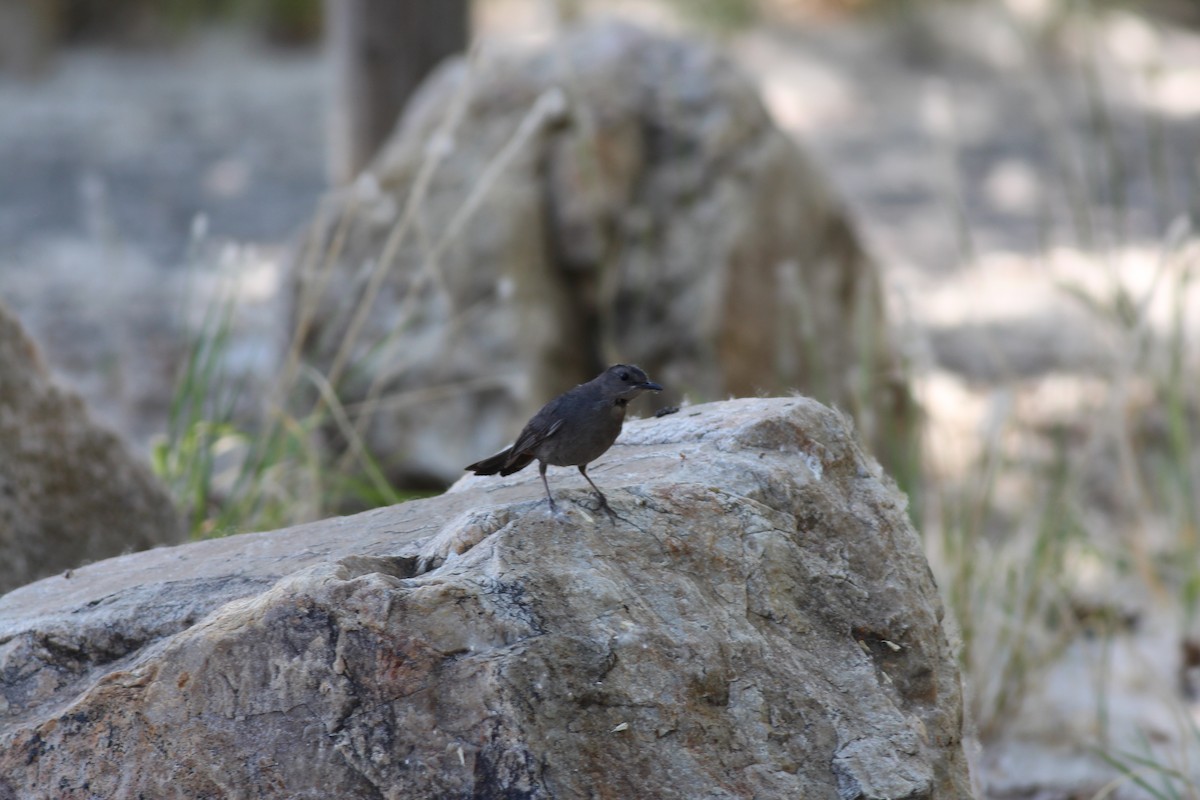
xmin=591 ymin=492 xmax=618 ymax=522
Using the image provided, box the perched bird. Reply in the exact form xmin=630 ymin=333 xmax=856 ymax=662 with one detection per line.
xmin=466 ymin=364 xmax=663 ymax=512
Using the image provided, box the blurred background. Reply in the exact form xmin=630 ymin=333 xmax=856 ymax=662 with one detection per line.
xmin=2 ymin=0 xmax=1200 ymax=796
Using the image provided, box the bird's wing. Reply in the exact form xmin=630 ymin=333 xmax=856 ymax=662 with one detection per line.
xmin=505 ymin=415 xmax=564 ymax=465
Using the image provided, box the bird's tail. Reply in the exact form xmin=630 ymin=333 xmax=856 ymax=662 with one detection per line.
xmin=499 ymin=452 xmax=534 ymax=476
xmin=466 ymin=448 xmax=511 ymax=475
xmin=466 ymin=448 xmax=535 ymax=476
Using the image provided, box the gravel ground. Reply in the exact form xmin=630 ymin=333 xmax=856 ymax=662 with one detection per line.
xmin=0 ymin=33 xmax=326 ymax=444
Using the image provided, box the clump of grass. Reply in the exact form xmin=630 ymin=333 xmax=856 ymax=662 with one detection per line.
xmin=151 ymin=283 xmax=413 ymax=538
xmin=925 ymin=242 xmax=1200 ymax=749
xmin=151 ymin=296 xmax=258 ymax=536
xmin=1095 ymin=719 xmax=1200 ymax=800
xmin=925 ymin=382 xmax=1095 ymax=738
xmin=150 ymin=288 xmax=323 ymax=537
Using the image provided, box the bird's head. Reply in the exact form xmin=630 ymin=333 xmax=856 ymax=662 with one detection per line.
xmin=600 ymin=364 xmax=663 ymax=403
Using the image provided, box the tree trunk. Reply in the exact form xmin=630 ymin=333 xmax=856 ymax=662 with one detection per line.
xmin=324 ymin=0 xmax=469 ymax=185
xmin=0 ymin=0 xmax=60 ymax=76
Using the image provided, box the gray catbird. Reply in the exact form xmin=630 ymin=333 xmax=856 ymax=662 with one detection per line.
xmin=465 ymin=364 xmax=663 ymax=511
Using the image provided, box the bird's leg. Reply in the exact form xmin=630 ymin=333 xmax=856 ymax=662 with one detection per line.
xmin=539 ymin=461 xmax=557 ymax=511
xmin=577 ymin=464 xmax=614 ymax=517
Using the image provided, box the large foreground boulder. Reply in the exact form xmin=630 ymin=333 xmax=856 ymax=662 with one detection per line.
xmin=291 ymin=23 xmax=913 ymax=489
xmin=0 ymin=397 xmax=970 ymax=798
xmin=0 ymin=301 xmax=183 ymax=594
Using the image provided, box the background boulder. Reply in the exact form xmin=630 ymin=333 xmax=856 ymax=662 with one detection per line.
xmin=0 ymin=396 xmax=970 ymax=798
xmin=291 ymin=23 xmax=913 ymax=489
xmin=0 ymin=302 xmax=183 ymax=594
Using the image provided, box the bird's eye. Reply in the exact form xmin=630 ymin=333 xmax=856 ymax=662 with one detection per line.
xmin=619 ymin=371 xmax=630 ymax=381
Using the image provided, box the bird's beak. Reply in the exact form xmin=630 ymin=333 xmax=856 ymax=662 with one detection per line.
xmin=640 ymin=381 xmax=663 ymax=392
